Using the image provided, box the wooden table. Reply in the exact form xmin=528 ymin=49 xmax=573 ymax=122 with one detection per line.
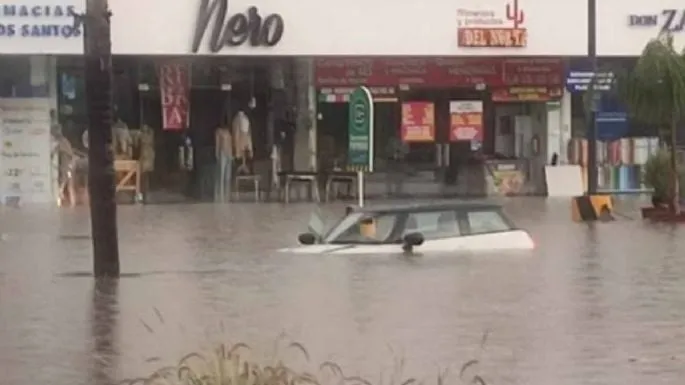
xmin=279 ymin=171 xmax=321 ymax=203
xmin=114 ymin=159 xmax=141 ymax=201
xmin=324 ymin=171 xmax=358 ymax=202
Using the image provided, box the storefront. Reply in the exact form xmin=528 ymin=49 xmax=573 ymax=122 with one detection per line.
xmin=572 ymin=0 xmax=678 ymax=193
xmin=2 ymin=0 xmax=589 ymax=205
xmin=308 ymin=0 xmax=587 ymax=195
xmin=0 ymin=1 xmax=84 ymax=205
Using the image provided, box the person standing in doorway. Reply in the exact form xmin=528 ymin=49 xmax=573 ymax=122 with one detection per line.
xmin=384 ymin=134 xmax=408 ymax=197
xmin=215 ymin=125 xmax=234 ymax=202
xmin=139 ymin=124 xmax=155 ymax=203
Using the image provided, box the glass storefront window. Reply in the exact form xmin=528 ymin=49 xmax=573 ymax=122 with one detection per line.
xmin=0 ymin=56 xmax=50 ymax=98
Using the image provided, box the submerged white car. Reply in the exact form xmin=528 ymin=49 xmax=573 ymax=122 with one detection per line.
xmin=279 ymin=202 xmax=535 ymax=254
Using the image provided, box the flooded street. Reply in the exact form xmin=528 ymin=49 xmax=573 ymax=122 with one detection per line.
xmin=2 ymin=197 xmax=685 ymax=385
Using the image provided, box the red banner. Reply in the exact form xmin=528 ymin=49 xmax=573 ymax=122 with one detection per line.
xmin=159 ymin=64 xmax=190 ymax=131
xmin=449 ymin=101 xmax=483 ymax=142
xmin=314 ymin=58 xmax=562 ymax=87
xmin=401 ymin=102 xmax=435 ymax=142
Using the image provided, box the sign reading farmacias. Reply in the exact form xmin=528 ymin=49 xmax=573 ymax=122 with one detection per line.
xmin=457 ymin=0 xmax=527 ymax=48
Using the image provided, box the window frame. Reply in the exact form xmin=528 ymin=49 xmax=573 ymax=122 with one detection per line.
xmin=324 ymin=211 xmax=406 ymax=245
xmin=401 ymin=209 xmax=463 ymax=241
xmin=458 ymin=209 xmax=516 ymax=236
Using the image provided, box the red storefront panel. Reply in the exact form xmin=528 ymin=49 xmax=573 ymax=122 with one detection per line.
xmin=314 ymin=58 xmax=562 ymax=88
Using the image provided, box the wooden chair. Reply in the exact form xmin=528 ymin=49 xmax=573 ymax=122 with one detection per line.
xmin=233 ymin=174 xmax=261 ymax=202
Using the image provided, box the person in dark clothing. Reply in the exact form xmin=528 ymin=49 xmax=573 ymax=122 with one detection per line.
xmin=385 ymin=136 xmax=408 ymax=197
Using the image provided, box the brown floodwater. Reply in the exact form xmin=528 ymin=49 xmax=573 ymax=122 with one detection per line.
xmin=1 ymin=196 xmax=685 ymax=385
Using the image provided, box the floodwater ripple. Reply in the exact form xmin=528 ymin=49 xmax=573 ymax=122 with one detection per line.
xmin=1 ymin=197 xmax=685 ymax=385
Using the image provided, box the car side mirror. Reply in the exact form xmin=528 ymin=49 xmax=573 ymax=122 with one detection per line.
xmin=402 ymin=232 xmax=424 ymax=252
xmin=298 ymin=233 xmax=317 ymax=245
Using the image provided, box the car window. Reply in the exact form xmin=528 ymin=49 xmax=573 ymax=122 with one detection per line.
xmin=327 ymin=213 xmax=399 ymax=244
xmin=323 ymin=213 xmax=363 ymax=242
xmin=403 ymin=210 xmax=460 ymax=239
xmin=466 ymin=210 xmax=512 ymax=235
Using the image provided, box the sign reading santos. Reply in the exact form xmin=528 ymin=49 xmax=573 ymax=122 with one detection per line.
xmin=191 ymin=0 xmax=284 ymax=53
xmin=0 ymin=4 xmax=82 ymax=39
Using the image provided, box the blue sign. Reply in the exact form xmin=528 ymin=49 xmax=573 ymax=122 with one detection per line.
xmin=596 ymin=112 xmax=629 ymax=141
xmin=628 ymin=9 xmax=685 ymax=33
xmin=565 ymin=70 xmax=614 ymax=93
xmin=0 ymin=4 xmax=82 ymax=39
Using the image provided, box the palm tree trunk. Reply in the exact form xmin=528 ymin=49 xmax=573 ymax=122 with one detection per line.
xmin=85 ymin=0 xmax=120 ymax=277
xmin=669 ymin=116 xmax=680 ymax=215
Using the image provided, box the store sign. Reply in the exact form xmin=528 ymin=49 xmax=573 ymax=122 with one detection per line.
xmin=457 ymin=0 xmax=527 ymax=48
xmin=314 ymin=58 xmax=562 ymax=87
xmin=449 ymin=101 xmax=483 ymax=142
xmin=492 ymin=86 xmax=562 ymax=102
xmin=565 ymin=70 xmax=614 ymax=92
xmin=318 ymin=87 xmax=396 ymax=103
xmin=628 ymin=9 xmax=685 ymax=33
xmin=0 ymin=4 xmax=82 ymax=39
xmin=347 ymin=86 xmax=374 ymax=172
xmin=191 ymin=0 xmax=284 ymax=53
xmin=401 ymin=102 xmax=435 ymax=142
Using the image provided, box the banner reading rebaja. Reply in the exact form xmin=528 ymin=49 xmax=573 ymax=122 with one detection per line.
xmin=159 ymin=64 xmax=190 ymax=131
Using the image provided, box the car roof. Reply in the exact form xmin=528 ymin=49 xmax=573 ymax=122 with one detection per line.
xmin=346 ymin=201 xmax=503 ymax=215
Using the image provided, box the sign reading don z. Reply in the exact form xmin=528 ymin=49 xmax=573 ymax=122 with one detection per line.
xmin=629 ymin=9 xmax=685 ymax=33
xmin=662 ymin=9 xmax=685 ymax=32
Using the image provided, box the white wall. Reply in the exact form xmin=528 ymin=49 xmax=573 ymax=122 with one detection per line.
xmin=109 ymin=0 xmax=587 ymax=56
xmin=597 ymin=0 xmax=685 ymax=56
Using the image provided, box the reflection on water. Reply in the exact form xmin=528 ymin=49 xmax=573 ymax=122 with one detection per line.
xmin=1 ymin=197 xmax=685 ymax=385
xmin=89 ymin=279 xmax=119 ymax=385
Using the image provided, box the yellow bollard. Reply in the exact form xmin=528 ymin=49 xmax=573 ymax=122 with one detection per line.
xmin=571 ymin=194 xmax=614 ymax=222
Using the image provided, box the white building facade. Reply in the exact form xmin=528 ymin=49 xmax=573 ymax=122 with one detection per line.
xmin=1 ymin=0 xmax=597 ymax=203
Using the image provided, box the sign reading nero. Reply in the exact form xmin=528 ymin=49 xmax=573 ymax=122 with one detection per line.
xmin=192 ymin=0 xmax=284 ymax=53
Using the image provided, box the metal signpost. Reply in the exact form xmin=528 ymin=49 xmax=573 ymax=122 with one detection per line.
xmin=347 ymin=86 xmax=374 ymax=207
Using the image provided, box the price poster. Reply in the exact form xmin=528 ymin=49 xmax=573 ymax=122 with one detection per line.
xmin=449 ymin=101 xmax=483 ymax=142
xmin=401 ymin=102 xmax=435 ymax=142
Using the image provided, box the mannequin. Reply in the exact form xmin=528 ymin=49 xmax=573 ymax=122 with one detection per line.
xmin=215 ymin=123 xmax=233 ymax=202
xmin=139 ymin=124 xmax=155 ymax=202
xmin=112 ymin=117 xmax=132 ymax=158
xmin=232 ymin=110 xmax=253 ymax=175
xmin=52 ymin=129 xmax=86 ymax=207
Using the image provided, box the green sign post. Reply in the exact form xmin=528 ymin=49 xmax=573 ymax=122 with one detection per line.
xmin=347 ymin=86 xmax=374 ymax=207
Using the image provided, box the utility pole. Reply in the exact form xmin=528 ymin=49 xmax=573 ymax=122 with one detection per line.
xmin=586 ymin=0 xmax=599 ymax=195
xmin=74 ymin=0 xmax=120 ymax=277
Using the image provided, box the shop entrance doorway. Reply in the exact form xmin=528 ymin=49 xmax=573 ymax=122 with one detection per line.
xmin=400 ymin=87 xmax=491 ymax=195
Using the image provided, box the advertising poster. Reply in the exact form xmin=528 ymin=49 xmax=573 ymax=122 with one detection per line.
xmin=486 ymin=162 xmax=525 ymax=196
xmin=401 ymin=102 xmax=435 ymax=142
xmin=159 ymin=63 xmax=190 ymax=131
xmin=449 ymin=101 xmax=483 ymax=143
xmin=0 ymin=98 xmax=52 ymax=204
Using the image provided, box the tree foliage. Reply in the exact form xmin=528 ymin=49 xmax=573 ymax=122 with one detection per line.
xmin=617 ymin=34 xmax=685 ymax=127
xmin=615 ymin=34 xmax=685 ymax=212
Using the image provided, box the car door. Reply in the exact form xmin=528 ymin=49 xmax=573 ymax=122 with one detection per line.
xmin=458 ymin=209 xmax=519 ymax=250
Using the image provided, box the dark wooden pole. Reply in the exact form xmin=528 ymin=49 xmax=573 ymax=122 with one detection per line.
xmin=586 ymin=0 xmax=599 ymax=195
xmin=82 ymin=0 xmax=120 ymax=277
